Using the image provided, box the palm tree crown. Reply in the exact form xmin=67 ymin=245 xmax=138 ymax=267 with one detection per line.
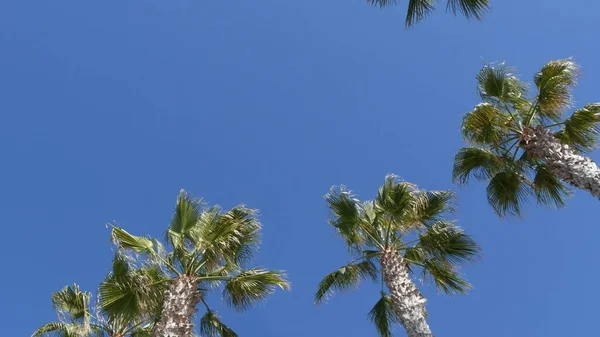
xmin=454 ymin=59 xmax=600 ymax=217
xmin=110 ymin=190 xmax=290 ymax=336
xmin=316 ymin=175 xmax=478 ymax=337
xmin=368 ymin=0 xmax=490 ymax=27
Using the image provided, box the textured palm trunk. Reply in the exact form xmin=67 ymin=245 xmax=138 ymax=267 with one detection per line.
xmin=153 ymin=275 xmax=200 ymax=337
xmin=380 ymin=249 xmax=433 ymax=337
xmin=521 ymin=126 xmax=600 ymax=199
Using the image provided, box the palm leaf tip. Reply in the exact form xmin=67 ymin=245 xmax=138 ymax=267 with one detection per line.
xmin=314 ymin=260 xmax=378 ymax=304
xmin=405 ymin=0 xmax=435 ymax=27
xmin=446 ymin=0 xmax=489 ymax=19
xmin=367 ymin=293 xmax=399 ymax=337
xmin=556 ymin=103 xmax=600 ymax=152
xmin=452 ymin=147 xmax=503 ymax=185
xmin=224 ymin=269 xmax=290 ymax=311
xmin=200 ymin=311 xmax=239 ymax=337
xmin=535 ymin=59 xmax=579 ymax=119
xmin=486 ymin=171 xmax=532 ymax=217
xmin=532 ymin=165 xmax=570 ymax=208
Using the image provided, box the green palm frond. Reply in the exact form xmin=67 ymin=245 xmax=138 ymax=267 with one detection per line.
xmin=410 ymin=190 xmax=455 ymax=224
xmin=486 ymin=171 xmax=532 ymax=217
xmin=51 ymin=285 xmax=91 ymax=322
xmin=532 ymin=165 xmax=570 ymax=207
xmin=367 ymin=293 xmax=399 ymax=337
xmin=166 ymin=190 xmax=202 ymax=248
xmin=31 ymin=322 xmax=93 ymax=337
xmin=452 ymin=147 xmax=506 ymax=185
xmin=130 ymin=326 xmax=154 ymax=337
xmin=446 ymin=0 xmax=489 ymax=19
xmin=223 ymin=269 xmax=290 ymax=311
xmin=413 ymin=221 xmax=479 ymax=265
xmin=200 ymin=311 xmax=238 ymax=337
xmin=405 ymin=0 xmax=435 ymax=27
xmin=476 ymin=63 xmax=528 ymax=106
xmin=315 ymin=259 xmax=379 ymax=303
xmin=325 ymin=186 xmax=363 ymax=247
xmin=198 ymin=206 xmax=261 ymax=269
xmin=420 ymin=259 xmax=471 ymax=294
xmin=461 ymin=103 xmax=511 ymax=145
xmin=534 ymin=59 xmax=579 ymax=120
xmin=556 ymin=103 xmax=600 ymax=152
xmin=110 ymin=226 xmax=154 ymax=254
xmin=374 ymin=174 xmax=414 ymax=222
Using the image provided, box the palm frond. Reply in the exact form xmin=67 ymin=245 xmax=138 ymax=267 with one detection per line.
xmin=405 ymin=0 xmax=435 ymax=26
xmin=325 ymin=186 xmax=363 ymax=247
xmin=200 ymin=311 xmax=238 ymax=337
xmin=452 ymin=147 xmax=505 ymax=185
xmin=421 ymin=259 xmax=471 ymax=294
xmin=476 ymin=63 xmax=528 ymax=106
xmin=31 ymin=322 xmax=89 ymax=337
xmin=534 ymin=59 xmax=579 ymax=121
xmin=51 ymin=285 xmax=90 ymax=323
xmin=166 ymin=189 xmax=202 ymax=248
xmin=367 ymin=293 xmax=399 ymax=337
xmin=462 ymin=103 xmax=511 ymax=145
xmin=110 ymin=226 xmax=154 ymax=254
xmin=223 ymin=269 xmax=290 ymax=311
xmin=446 ymin=0 xmax=489 ymax=19
xmin=532 ymin=165 xmax=570 ymax=207
xmin=315 ymin=259 xmax=379 ymax=303
xmin=130 ymin=326 xmax=154 ymax=337
xmin=410 ymin=190 xmax=455 ymax=224
xmin=555 ymin=103 xmax=600 ymax=152
xmin=412 ymin=221 xmax=479 ymax=265
xmin=374 ymin=174 xmax=414 ymax=222
xmin=486 ymin=171 xmax=532 ymax=217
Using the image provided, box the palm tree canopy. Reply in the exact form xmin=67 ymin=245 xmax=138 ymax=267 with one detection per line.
xmin=367 ymin=0 xmax=490 ymax=27
xmin=454 ymin=59 xmax=600 ymax=217
xmin=315 ymin=175 xmax=478 ymax=337
xmin=110 ymin=190 xmax=290 ymax=334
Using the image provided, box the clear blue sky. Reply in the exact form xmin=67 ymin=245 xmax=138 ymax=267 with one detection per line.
xmin=1 ymin=0 xmax=599 ymax=336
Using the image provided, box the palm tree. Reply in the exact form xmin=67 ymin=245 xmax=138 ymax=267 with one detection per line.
xmin=110 ymin=190 xmax=290 ymax=337
xmin=33 ymin=256 xmax=163 ymax=337
xmin=453 ymin=59 xmax=600 ymax=217
xmin=315 ymin=175 xmax=479 ymax=337
xmin=368 ymin=0 xmax=490 ymax=27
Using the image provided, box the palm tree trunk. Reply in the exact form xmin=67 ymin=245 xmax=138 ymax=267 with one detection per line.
xmin=153 ymin=276 xmax=200 ymax=337
xmin=521 ymin=126 xmax=600 ymax=199
xmin=380 ymin=249 xmax=433 ymax=337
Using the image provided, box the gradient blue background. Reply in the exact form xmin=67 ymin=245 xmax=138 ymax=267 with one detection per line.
xmin=2 ymin=0 xmax=598 ymax=336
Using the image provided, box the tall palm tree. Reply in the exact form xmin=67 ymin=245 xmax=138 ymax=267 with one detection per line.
xmin=368 ymin=0 xmax=490 ymax=27
xmin=110 ymin=190 xmax=290 ymax=337
xmin=33 ymin=256 xmax=163 ymax=337
xmin=454 ymin=59 xmax=600 ymax=217
xmin=315 ymin=175 xmax=478 ymax=337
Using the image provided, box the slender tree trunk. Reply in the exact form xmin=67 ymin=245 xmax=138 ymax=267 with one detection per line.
xmin=380 ymin=249 xmax=433 ymax=337
xmin=153 ymin=276 xmax=200 ymax=337
xmin=521 ymin=126 xmax=600 ymax=199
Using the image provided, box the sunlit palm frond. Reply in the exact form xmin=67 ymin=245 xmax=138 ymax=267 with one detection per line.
xmin=486 ymin=171 xmax=532 ymax=217
xmin=31 ymin=322 xmax=91 ymax=337
xmin=446 ymin=0 xmax=489 ymax=19
xmin=410 ymin=190 xmax=455 ymax=224
xmin=325 ymin=186 xmax=363 ymax=247
xmin=367 ymin=292 xmax=399 ymax=337
xmin=51 ymin=285 xmax=91 ymax=323
xmin=374 ymin=174 xmax=414 ymax=222
xmin=110 ymin=226 xmax=155 ymax=254
xmin=420 ymin=259 xmax=471 ymax=294
xmin=532 ymin=165 xmax=570 ymax=207
xmin=476 ymin=63 xmax=528 ymax=107
xmin=223 ymin=269 xmax=290 ymax=311
xmin=166 ymin=189 xmax=202 ymax=248
xmin=199 ymin=311 xmax=238 ymax=337
xmin=412 ymin=221 xmax=479 ymax=265
xmin=130 ymin=325 xmax=154 ymax=337
xmin=534 ymin=59 xmax=579 ymax=121
xmin=462 ymin=103 xmax=511 ymax=145
xmin=555 ymin=103 xmax=600 ymax=152
xmin=315 ymin=259 xmax=379 ymax=304
xmin=452 ymin=147 xmax=506 ymax=185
